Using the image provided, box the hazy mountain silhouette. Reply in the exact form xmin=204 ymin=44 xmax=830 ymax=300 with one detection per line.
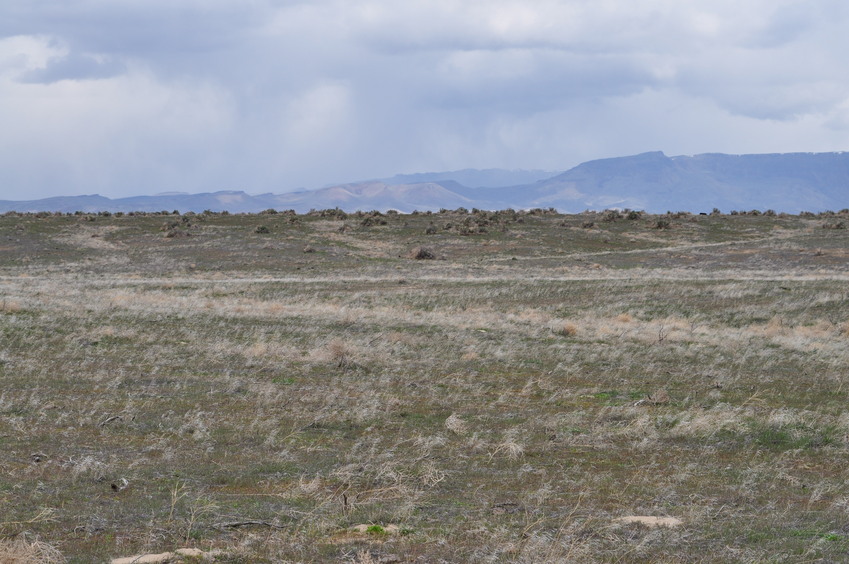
xmin=1 ymin=152 xmax=847 ymax=213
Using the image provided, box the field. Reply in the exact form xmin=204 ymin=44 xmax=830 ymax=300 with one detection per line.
xmin=1 ymin=208 xmax=848 ymax=563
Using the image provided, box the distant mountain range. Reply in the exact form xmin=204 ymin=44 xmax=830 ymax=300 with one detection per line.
xmin=2 ymin=152 xmax=848 ymax=214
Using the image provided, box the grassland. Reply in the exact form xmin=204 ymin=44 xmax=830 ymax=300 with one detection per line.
xmin=1 ymin=208 xmax=848 ymax=563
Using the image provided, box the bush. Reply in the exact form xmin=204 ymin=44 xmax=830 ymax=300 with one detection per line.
xmin=553 ymin=323 xmax=578 ymax=337
xmin=601 ymin=209 xmax=622 ymax=222
xmin=361 ymin=217 xmax=387 ymax=227
xmin=408 ymin=246 xmax=436 ymax=260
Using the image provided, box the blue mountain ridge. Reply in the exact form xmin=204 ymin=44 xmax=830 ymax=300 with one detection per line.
xmin=1 ymin=151 xmax=847 ymax=213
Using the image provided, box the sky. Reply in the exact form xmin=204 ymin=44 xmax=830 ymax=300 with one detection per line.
xmin=2 ymin=0 xmax=849 ymax=200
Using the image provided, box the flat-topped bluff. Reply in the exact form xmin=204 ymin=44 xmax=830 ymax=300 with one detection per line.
xmin=2 ymin=151 xmax=848 ymax=214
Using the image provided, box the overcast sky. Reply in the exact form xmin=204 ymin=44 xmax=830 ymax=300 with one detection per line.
xmin=2 ymin=1 xmax=849 ymax=199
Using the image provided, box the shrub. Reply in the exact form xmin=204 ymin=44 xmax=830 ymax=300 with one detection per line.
xmin=554 ymin=323 xmax=578 ymax=337
xmin=254 ymin=225 xmax=270 ymax=233
xmin=164 ymin=229 xmax=190 ymax=238
xmin=601 ymin=209 xmax=621 ymax=222
xmin=408 ymin=246 xmax=436 ymax=260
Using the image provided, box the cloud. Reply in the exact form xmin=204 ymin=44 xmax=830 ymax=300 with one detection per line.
xmin=1 ymin=1 xmax=848 ymax=199
xmin=19 ymin=50 xmax=126 ymax=83
xmin=0 ymin=35 xmax=236 ymax=197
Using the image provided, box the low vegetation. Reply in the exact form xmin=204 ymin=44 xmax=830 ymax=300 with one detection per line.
xmin=1 ymin=208 xmax=848 ymax=562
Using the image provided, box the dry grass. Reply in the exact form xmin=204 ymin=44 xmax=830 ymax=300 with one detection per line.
xmin=553 ymin=321 xmax=579 ymax=337
xmin=0 ymin=210 xmax=848 ymax=561
xmin=0 ymin=537 xmax=64 ymax=564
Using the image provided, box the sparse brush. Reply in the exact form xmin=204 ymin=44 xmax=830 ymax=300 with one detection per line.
xmin=3 ymin=212 xmax=849 ymax=561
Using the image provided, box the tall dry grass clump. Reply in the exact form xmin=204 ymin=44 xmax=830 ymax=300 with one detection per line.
xmin=552 ymin=322 xmax=578 ymax=337
xmin=327 ymin=339 xmax=356 ymax=369
xmin=0 ymin=538 xmax=64 ymax=564
xmin=0 ymin=300 xmax=22 ymax=313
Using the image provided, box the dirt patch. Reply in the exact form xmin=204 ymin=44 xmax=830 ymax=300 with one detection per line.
xmin=111 ymin=548 xmax=210 ymax=564
xmin=55 ymin=225 xmax=123 ymax=250
xmin=613 ymin=516 xmax=683 ymax=528
xmin=328 ymin=524 xmax=402 ymax=544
